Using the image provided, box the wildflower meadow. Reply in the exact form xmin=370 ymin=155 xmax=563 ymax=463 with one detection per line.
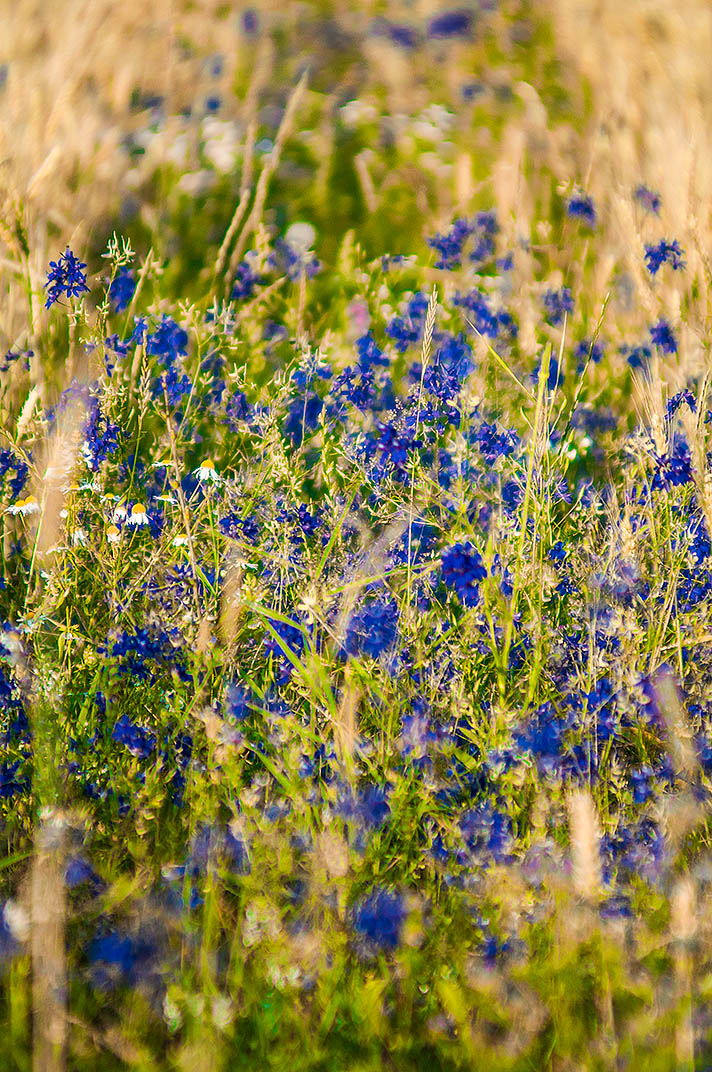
xmin=4 ymin=1 xmax=712 ymax=1068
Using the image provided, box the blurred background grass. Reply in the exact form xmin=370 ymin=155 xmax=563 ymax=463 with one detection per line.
xmin=3 ymin=0 xmax=711 ymax=372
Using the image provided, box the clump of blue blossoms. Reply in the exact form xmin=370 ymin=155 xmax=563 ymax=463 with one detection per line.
xmin=108 ymin=267 xmax=136 ymax=311
xmin=44 ymin=247 xmax=90 ymax=308
xmin=428 ymin=217 xmax=473 ymax=270
xmin=441 ymin=542 xmax=487 ymax=606
xmin=427 ymin=10 xmax=473 ymax=39
xmin=567 ymin=191 xmax=596 ymax=228
xmin=650 ymin=318 xmax=678 ymax=354
xmin=352 ymin=887 xmax=406 ymax=951
xmin=621 ymin=342 xmax=652 ymax=369
xmin=345 ymin=598 xmax=399 ymax=658
xmin=634 ymin=184 xmax=661 ymax=214
xmin=644 ymin=239 xmax=685 ymax=275
xmin=574 ymin=338 xmax=605 ymax=371
xmin=543 ymin=286 xmax=574 ymax=326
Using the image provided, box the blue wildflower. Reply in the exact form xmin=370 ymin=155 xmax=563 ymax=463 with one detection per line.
xmin=427 ymin=10 xmax=473 ymax=38
xmin=462 ymin=81 xmax=485 ymax=101
xmin=474 ymin=420 xmax=517 ymax=463
xmin=274 ymin=238 xmax=321 ymax=282
xmin=44 ymin=247 xmax=90 ymax=308
xmin=427 ymin=217 xmax=473 ymax=270
xmin=225 ymin=389 xmax=252 ymax=430
xmin=352 ymin=887 xmax=406 ymax=951
xmin=666 ymin=389 xmax=695 ymax=419
xmin=0 ymin=349 xmax=31 ymax=373
xmin=0 ymin=760 xmax=29 ymax=799
xmin=460 ymin=804 xmax=512 ymax=863
xmin=345 ymin=598 xmax=399 ymax=658
xmin=456 ymin=288 xmax=499 ymax=337
xmin=567 ymin=191 xmax=596 ymax=228
xmin=284 ymin=392 xmax=323 ymax=446
xmin=574 ymin=338 xmax=605 ymax=370
xmin=241 ymin=9 xmax=259 ymax=34
xmin=111 ymin=714 xmax=156 ymax=760
xmin=231 ymin=258 xmax=262 ymax=301
xmin=108 ymin=267 xmax=136 ymax=312
xmin=374 ymin=419 xmax=421 ymax=468
xmin=470 ymin=210 xmax=499 ymax=264
xmin=441 ymin=542 xmax=487 ymax=606
xmin=543 ymin=287 xmax=574 ymax=326
xmin=630 ymin=766 xmax=654 ymax=804
xmin=644 ymin=239 xmax=685 ymax=275
xmin=224 ymin=682 xmax=252 ymax=722
xmin=299 ymin=743 xmax=336 ymax=785
xmin=89 ymin=930 xmax=158 ymax=990
xmin=621 ymin=343 xmax=652 ymax=369
xmin=219 ymin=513 xmax=259 ymax=542
xmin=548 ymin=540 xmax=567 ymax=566
xmin=650 ymin=318 xmax=678 ymax=354
xmin=386 ymin=292 xmax=429 ymax=351
xmin=384 ymin=22 xmax=419 ymax=49
xmin=146 ymin=315 xmax=188 ymax=360
xmin=82 ymin=395 xmax=120 ymax=471
xmin=514 ymin=702 xmax=570 ymax=776
xmin=634 ymin=185 xmax=661 ymax=214
xmin=356 ymin=332 xmax=387 ymax=371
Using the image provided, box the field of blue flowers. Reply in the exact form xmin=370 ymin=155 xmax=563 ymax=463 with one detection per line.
xmin=4 ymin=1 xmax=712 ymax=1068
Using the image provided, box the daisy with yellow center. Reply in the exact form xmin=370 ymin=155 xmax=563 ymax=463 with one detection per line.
xmin=106 ymin=524 xmax=121 ymax=544
xmin=7 ymin=495 xmax=39 ymax=516
xmin=127 ymin=503 xmax=149 ymax=526
xmin=194 ymin=457 xmax=219 ymax=483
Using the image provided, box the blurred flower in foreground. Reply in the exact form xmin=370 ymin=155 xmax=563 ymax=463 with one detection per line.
xmin=427 ymin=10 xmax=473 ymax=39
xmin=109 ymin=267 xmax=136 ymax=312
xmin=567 ymin=191 xmax=596 ymax=229
xmin=634 ymin=185 xmax=661 ymax=214
xmin=644 ymin=239 xmax=685 ymax=276
xmin=352 ymin=887 xmax=406 ymax=951
xmin=650 ymin=318 xmax=678 ymax=354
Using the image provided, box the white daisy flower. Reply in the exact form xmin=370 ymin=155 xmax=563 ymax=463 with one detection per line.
xmin=127 ymin=503 xmax=149 ymax=526
xmin=195 ymin=457 xmax=219 ymax=483
xmin=7 ymin=495 xmax=40 ymax=516
xmin=106 ymin=524 xmax=121 ymax=545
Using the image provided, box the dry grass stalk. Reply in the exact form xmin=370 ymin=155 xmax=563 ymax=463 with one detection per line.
xmin=214 ymin=36 xmax=274 ymax=277
xmin=334 ymin=670 xmax=359 ymax=770
xmin=671 ymin=877 xmax=696 ymax=1070
xmin=567 ymin=789 xmax=602 ymax=899
xmin=30 ymin=813 xmax=68 ymax=1072
xmin=225 ymin=68 xmax=310 ymax=283
xmin=218 ymin=555 xmax=245 ymax=649
xmin=655 ymin=668 xmax=697 ymax=781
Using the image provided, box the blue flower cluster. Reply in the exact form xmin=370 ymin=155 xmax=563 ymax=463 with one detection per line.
xmin=44 ymin=247 xmax=90 ymax=308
